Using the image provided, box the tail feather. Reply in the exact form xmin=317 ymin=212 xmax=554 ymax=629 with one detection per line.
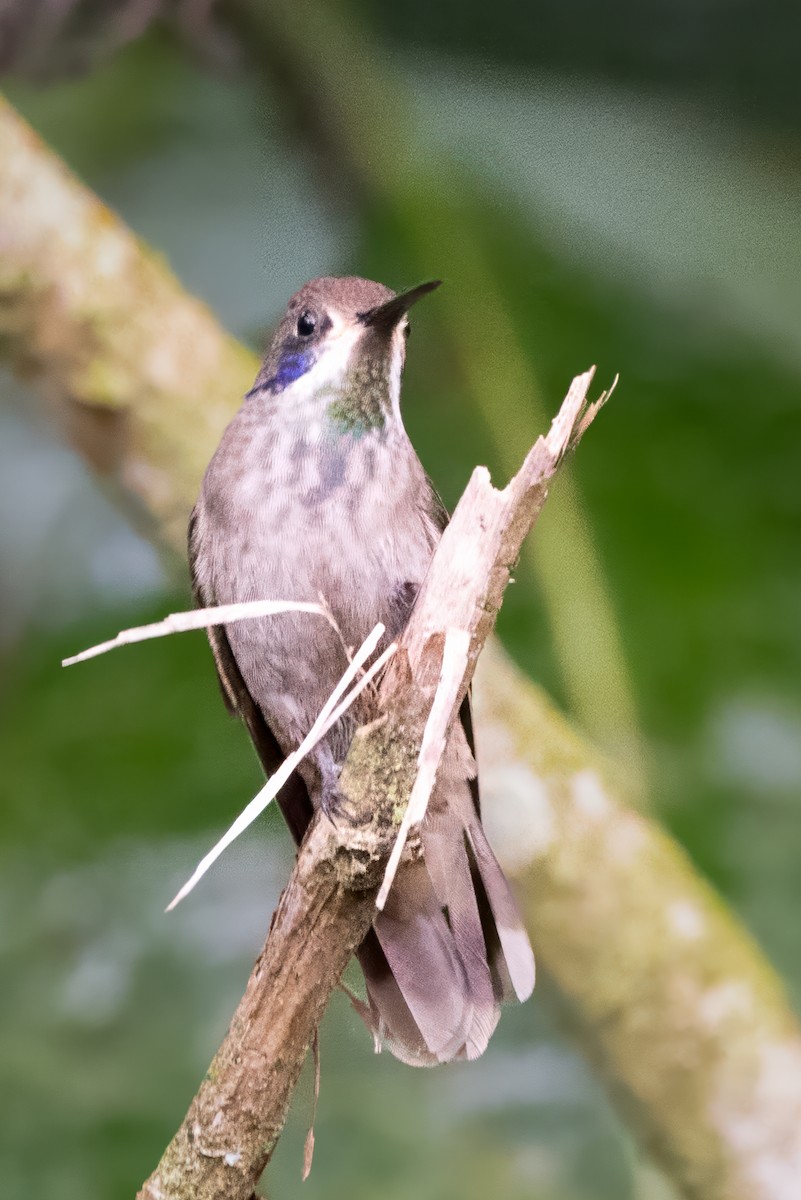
xmin=356 ymin=786 xmax=535 ymax=1065
xmin=356 ymin=929 xmax=440 ymax=1066
xmin=466 ymin=821 xmax=536 ymax=1002
xmin=371 ymin=857 xmax=474 ymax=1061
xmin=422 ymin=814 xmax=500 ymax=1059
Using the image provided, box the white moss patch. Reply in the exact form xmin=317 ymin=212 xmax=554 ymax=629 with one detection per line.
xmin=571 ymin=769 xmax=611 ymax=820
xmin=667 ymin=900 xmax=705 ymax=941
xmin=699 ymin=980 xmax=754 ymax=1030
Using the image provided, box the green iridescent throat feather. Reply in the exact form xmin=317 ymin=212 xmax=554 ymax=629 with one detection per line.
xmin=326 ymin=364 xmax=391 ymax=437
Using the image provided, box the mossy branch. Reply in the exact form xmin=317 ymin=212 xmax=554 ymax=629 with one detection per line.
xmin=0 ymin=91 xmax=255 ymax=550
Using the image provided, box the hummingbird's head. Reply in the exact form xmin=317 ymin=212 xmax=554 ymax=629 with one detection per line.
xmin=250 ymin=276 xmax=440 ymax=435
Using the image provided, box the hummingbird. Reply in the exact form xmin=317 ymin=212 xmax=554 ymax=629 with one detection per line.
xmin=189 ymin=276 xmax=535 ymax=1065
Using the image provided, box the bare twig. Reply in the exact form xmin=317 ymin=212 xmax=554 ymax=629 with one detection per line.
xmin=61 ymin=599 xmax=336 ymax=666
xmin=302 ymin=1031 xmax=321 ymax=1182
xmin=137 ymin=369 xmax=604 ymax=1200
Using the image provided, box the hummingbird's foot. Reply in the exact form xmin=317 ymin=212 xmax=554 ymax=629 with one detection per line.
xmin=319 ymin=779 xmax=340 ymax=822
xmin=315 ymin=754 xmax=343 ymax=823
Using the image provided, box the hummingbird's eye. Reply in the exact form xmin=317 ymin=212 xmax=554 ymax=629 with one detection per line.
xmin=297 ymin=310 xmax=317 ymax=337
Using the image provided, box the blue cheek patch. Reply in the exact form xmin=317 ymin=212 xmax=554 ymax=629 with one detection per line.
xmin=266 ymin=350 xmax=313 ymax=393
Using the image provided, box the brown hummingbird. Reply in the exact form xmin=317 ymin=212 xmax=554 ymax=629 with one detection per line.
xmin=189 ymin=276 xmax=535 ymax=1064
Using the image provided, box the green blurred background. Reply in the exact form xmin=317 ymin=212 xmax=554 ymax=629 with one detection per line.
xmin=1 ymin=2 xmax=799 ymax=1197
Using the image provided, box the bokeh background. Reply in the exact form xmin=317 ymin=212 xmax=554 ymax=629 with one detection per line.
xmin=1 ymin=3 xmax=800 ymax=1198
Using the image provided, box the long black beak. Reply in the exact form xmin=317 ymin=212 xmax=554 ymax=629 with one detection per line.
xmin=358 ymin=279 xmax=442 ymax=332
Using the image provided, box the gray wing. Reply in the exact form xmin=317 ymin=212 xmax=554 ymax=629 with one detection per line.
xmin=188 ymin=508 xmax=313 ymax=844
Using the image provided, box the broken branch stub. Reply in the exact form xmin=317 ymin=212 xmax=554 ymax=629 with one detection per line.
xmin=137 ymin=368 xmax=609 ymax=1200
xmin=335 ymin=367 xmax=607 ymax=900
xmin=381 ymin=368 xmax=607 ymax=714
xmin=356 ymin=367 xmax=608 ymax=850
